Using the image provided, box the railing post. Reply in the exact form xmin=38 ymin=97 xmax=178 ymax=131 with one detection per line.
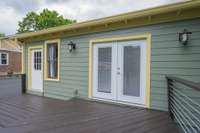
xmin=21 ymin=74 xmax=26 ymax=93
xmin=167 ymin=78 xmax=174 ymax=120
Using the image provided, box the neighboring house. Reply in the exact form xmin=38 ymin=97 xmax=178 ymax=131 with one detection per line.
xmin=0 ymin=37 xmax=21 ymax=75
xmin=16 ymin=1 xmax=200 ymax=111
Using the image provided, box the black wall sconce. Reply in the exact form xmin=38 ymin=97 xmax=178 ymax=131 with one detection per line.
xmin=67 ymin=41 xmax=76 ymax=52
xmin=178 ymin=29 xmax=192 ymax=45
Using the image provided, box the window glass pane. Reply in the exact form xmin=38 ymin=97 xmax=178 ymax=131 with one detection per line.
xmin=36 ymin=52 xmax=39 ymax=70
xmin=36 ymin=52 xmax=40 ymax=70
xmin=1 ymin=59 xmax=7 ymax=64
xmin=38 ymin=52 xmax=41 ymax=70
xmin=1 ymin=53 xmax=7 ymax=59
xmin=1 ymin=53 xmax=7 ymax=64
xmin=47 ymin=43 xmax=58 ymax=78
xmin=98 ymin=47 xmax=112 ymax=93
xmin=34 ymin=52 xmax=37 ymax=69
xmin=34 ymin=51 xmax=42 ymax=70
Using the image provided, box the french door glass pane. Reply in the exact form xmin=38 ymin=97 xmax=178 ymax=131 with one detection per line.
xmin=123 ymin=46 xmax=140 ymax=97
xmin=98 ymin=47 xmax=112 ymax=93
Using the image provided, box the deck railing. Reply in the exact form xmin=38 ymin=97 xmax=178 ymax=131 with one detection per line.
xmin=0 ymin=74 xmax=26 ymax=99
xmin=166 ymin=76 xmax=200 ymax=133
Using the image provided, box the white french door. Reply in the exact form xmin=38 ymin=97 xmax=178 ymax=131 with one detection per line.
xmin=31 ymin=49 xmax=43 ymax=92
xmin=93 ymin=40 xmax=146 ymax=106
xmin=117 ymin=40 xmax=146 ymax=104
xmin=93 ymin=42 xmax=117 ymax=100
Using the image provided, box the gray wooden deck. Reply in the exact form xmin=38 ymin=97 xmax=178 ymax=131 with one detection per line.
xmin=0 ymin=95 xmax=179 ymax=133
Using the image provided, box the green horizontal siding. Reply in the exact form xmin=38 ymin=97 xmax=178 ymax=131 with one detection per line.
xmin=152 ymin=61 xmax=200 ymax=69
xmin=152 ymin=40 xmax=200 ymax=48
xmin=24 ymin=18 xmax=200 ymax=111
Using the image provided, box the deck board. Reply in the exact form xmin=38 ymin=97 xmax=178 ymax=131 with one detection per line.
xmin=0 ymin=95 xmax=179 ymax=133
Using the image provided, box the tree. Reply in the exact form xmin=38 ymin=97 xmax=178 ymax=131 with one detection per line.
xmin=0 ymin=33 xmax=5 ymax=37
xmin=18 ymin=12 xmax=38 ymax=33
xmin=18 ymin=9 xmax=76 ymax=33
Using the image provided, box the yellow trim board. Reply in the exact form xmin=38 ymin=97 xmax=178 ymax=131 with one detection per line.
xmin=88 ymin=33 xmax=151 ymax=108
xmin=21 ymin=45 xmax=25 ymax=74
xmin=145 ymin=34 xmax=151 ymax=108
xmin=44 ymin=39 xmax=60 ymax=81
xmin=28 ymin=45 xmax=44 ymax=91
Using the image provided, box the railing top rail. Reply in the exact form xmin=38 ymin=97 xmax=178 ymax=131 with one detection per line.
xmin=0 ymin=74 xmax=25 ymax=79
xmin=166 ymin=76 xmax=200 ymax=92
xmin=0 ymin=74 xmax=24 ymax=76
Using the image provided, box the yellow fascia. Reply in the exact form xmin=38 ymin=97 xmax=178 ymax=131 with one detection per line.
xmin=16 ymin=1 xmax=200 ymax=40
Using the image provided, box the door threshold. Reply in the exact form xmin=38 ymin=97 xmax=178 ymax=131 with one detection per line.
xmin=27 ymin=90 xmax=44 ymax=96
xmin=92 ymin=97 xmax=147 ymax=108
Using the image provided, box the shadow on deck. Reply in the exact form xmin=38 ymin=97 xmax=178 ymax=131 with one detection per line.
xmin=0 ymin=95 xmax=179 ymax=133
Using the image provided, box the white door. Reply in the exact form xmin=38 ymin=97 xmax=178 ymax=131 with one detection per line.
xmin=93 ymin=42 xmax=117 ymax=100
xmin=93 ymin=40 xmax=146 ymax=106
xmin=117 ymin=40 xmax=146 ymax=105
xmin=31 ymin=49 xmax=43 ymax=92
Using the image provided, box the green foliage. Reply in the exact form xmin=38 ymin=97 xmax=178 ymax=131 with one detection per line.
xmin=0 ymin=33 xmax=5 ymax=37
xmin=18 ymin=9 xmax=76 ymax=33
xmin=18 ymin=12 xmax=38 ymax=33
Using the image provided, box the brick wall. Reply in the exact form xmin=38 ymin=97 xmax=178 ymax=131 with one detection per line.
xmin=0 ymin=50 xmax=21 ymax=74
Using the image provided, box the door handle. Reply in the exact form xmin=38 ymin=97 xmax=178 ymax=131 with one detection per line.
xmin=117 ymin=72 xmax=120 ymax=75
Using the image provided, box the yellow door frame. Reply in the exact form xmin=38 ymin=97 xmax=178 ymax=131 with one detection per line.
xmin=21 ymin=45 xmax=25 ymax=74
xmin=28 ymin=45 xmax=44 ymax=92
xmin=88 ymin=33 xmax=151 ymax=108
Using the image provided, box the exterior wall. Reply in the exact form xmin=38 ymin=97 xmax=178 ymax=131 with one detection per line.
xmin=0 ymin=39 xmax=20 ymax=51
xmin=24 ymin=18 xmax=200 ymax=111
xmin=0 ymin=50 xmax=21 ymax=75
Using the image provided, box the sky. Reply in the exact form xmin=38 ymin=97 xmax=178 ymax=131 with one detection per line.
xmin=0 ymin=0 xmax=187 ymax=35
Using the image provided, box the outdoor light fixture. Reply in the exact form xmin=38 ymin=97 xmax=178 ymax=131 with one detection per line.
xmin=67 ymin=41 xmax=76 ymax=52
xmin=178 ymin=29 xmax=192 ymax=45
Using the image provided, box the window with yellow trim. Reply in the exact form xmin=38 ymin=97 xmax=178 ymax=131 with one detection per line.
xmin=46 ymin=42 xmax=59 ymax=79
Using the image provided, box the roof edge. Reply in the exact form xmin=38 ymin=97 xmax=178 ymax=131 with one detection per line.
xmin=16 ymin=0 xmax=200 ymax=40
